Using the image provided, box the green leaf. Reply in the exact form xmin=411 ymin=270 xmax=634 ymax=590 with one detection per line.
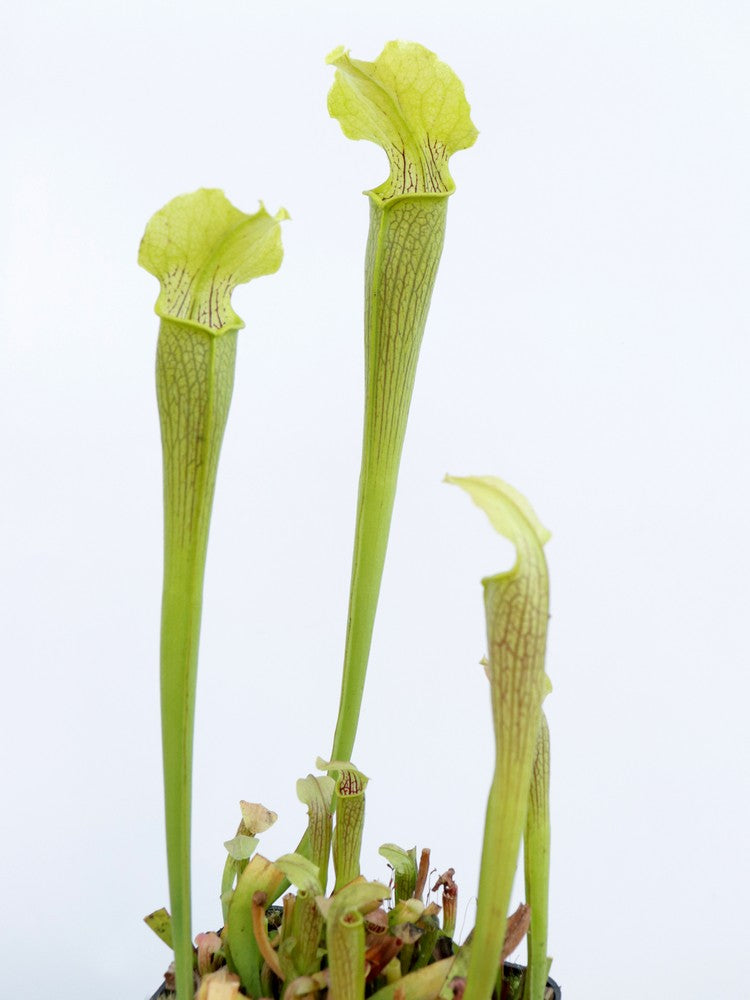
xmin=446 ymin=475 xmax=551 ymax=1000
xmin=287 ymin=890 xmax=325 ymax=979
xmin=276 ymin=853 xmax=323 ymax=896
xmin=411 ymin=912 xmax=441 ymax=971
xmin=223 ymin=834 xmax=259 ymax=861
xmin=327 ymin=41 xmax=477 ymax=204
xmin=327 ymin=909 xmax=365 ymax=1000
xmin=315 ymin=757 xmax=365 ymax=778
xmin=369 ymin=957 xmax=455 ymax=1000
xmin=326 ymin=45 xmax=477 ymax=765
xmin=141 ymin=187 xmax=287 ymax=1000
xmin=144 ymin=907 xmax=173 ymax=949
xmin=315 ymin=879 xmax=390 ymax=923
xmin=332 ymin=767 xmax=368 ymax=892
xmin=297 ymin=774 xmax=336 ymax=812
xmin=389 ymin=897 xmax=425 ymax=928
xmin=139 ymin=189 xmax=288 ymax=336
xmin=225 ymin=854 xmax=285 ymax=997
xmin=378 ymin=843 xmax=418 ymax=903
xmin=522 ymin=713 xmax=552 ymax=1000
xmin=297 ymin=774 xmax=335 ymax=891
xmin=317 ymin=877 xmax=390 ymax=997
xmin=444 ymin=475 xmax=551 ymax=564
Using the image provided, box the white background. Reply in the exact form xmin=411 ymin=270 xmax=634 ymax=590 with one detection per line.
xmin=1 ymin=1 xmax=748 ymax=997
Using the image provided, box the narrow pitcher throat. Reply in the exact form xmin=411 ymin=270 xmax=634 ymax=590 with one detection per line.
xmin=363 ymin=194 xmax=450 ymax=320
xmin=366 ymin=190 xmax=451 ymax=226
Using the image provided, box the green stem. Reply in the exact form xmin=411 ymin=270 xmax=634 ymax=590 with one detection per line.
xmin=319 ymin=880 xmax=391 ymax=1000
xmin=297 ymin=775 xmax=334 ymax=893
xmin=221 ymin=854 xmax=237 ymax=925
xmin=332 ymin=767 xmax=367 ymax=892
xmin=289 ymin=889 xmax=324 ymax=976
xmin=157 ymin=321 xmax=237 ymax=1000
xmin=467 ymin=771 xmax=529 ymax=999
xmin=331 ymin=196 xmax=448 ymax=761
xmin=412 ymin=913 xmax=440 ymax=970
xmin=463 ymin=562 xmax=547 ymax=1000
xmin=522 ymin=714 xmax=551 ymax=1000
xmin=327 ymin=910 xmax=366 ymax=1000
xmin=379 ymin=843 xmax=418 ymax=904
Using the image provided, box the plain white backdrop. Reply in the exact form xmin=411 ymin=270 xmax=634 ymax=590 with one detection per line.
xmin=1 ymin=1 xmax=748 ymax=997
